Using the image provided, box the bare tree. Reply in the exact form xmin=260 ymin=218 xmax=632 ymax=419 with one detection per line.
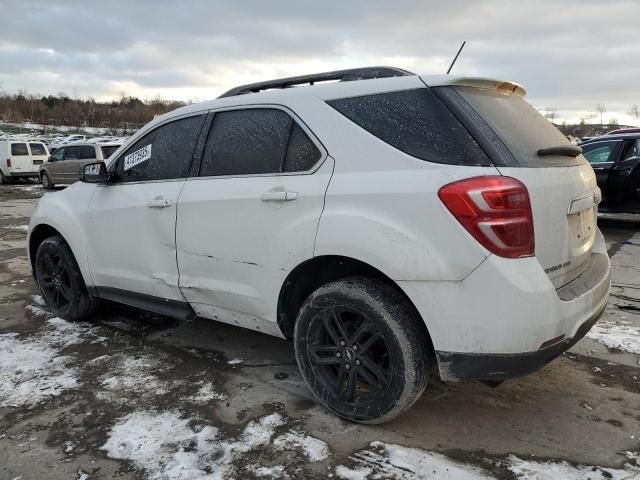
xmin=609 ymin=117 xmax=619 ymax=126
xmin=629 ymin=104 xmax=640 ymax=123
xmin=595 ymin=104 xmax=606 ymax=125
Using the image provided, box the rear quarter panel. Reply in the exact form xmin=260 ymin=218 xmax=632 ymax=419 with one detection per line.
xmin=296 ymin=98 xmax=497 ymax=281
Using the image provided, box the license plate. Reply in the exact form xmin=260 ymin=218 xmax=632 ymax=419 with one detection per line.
xmin=575 ymin=208 xmax=593 ymax=243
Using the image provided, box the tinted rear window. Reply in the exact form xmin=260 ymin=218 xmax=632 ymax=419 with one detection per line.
xmin=11 ymin=143 xmax=28 ymax=156
xmin=29 ymin=143 xmax=47 ymax=155
xmin=80 ymin=145 xmax=96 ymax=159
xmin=327 ymin=88 xmax=491 ymax=166
xmin=452 ymin=87 xmax=581 ymax=167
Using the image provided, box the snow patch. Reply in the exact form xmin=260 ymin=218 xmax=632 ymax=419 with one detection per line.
xmin=587 ymin=319 xmax=640 ymax=354
xmin=99 ymin=355 xmax=167 ymax=398
xmin=0 ymin=318 xmax=93 ymax=408
xmin=102 ymin=411 xmax=327 ymax=479
xmin=227 ymin=358 xmax=244 ymax=365
xmin=506 ymin=454 xmax=640 ymax=480
xmin=336 ymin=442 xmax=640 ymax=480
xmin=189 ymin=383 xmax=227 ymax=403
xmin=273 ymin=430 xmax=330 ymax=462
xmin=252 ymin=465 xmax=286 ymax=478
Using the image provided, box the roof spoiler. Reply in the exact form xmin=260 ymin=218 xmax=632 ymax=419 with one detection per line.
xmin=424 ymin=76 xmax=526 ymax=97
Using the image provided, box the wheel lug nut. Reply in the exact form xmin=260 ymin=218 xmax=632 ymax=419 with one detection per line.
xmin=336 ymin=352 xmax=342 ymax=358
xmin=340 ymin=340 xmax=346 ymax=346
xmin=345 ymin=364 xmax=351 ymax=370
xmin=353 ymin=345 xmax=359 ymax=351
xmin=355 ymin=359 xmax=361 ymax=366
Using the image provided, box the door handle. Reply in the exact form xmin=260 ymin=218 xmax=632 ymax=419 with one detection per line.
xmin=260 ymin=190 xmax=298 ymax=202
xmin=147 ymin=198 xmax=172 ymax=208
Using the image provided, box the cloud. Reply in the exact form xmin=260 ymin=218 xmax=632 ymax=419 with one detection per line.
xmin=0 ymin=0 xmax=638 ymax=123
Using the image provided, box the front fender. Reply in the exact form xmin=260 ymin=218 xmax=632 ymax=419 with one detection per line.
xmin=28 ymin=183 xmax=96 ymax=286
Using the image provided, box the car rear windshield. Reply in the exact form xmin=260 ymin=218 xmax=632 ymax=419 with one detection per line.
xmin=101 ymin=145 xmax=120 ymax=158
xmin=29 ymin=143 xmax=47 ymax=155
xmin=327 ymin=88 xmax=492 ymax=166
xmin=450 ymin=87 xmax=581 ymax=167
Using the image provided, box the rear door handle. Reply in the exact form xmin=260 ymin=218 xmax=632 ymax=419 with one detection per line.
xmin=147 ymin=198 xmax=172 ymax=208
xmin=260 ymin=190 xmax=298 ymax=202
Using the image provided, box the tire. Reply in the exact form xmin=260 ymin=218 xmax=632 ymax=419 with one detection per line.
xmin=41 ymin=172 xmax=54 ymax=190
xmin=35 ymin=235 xmax=97 ymax=320
xmin=294 ymin=276 xmax=431 ymax=424
xmin=0 ymin=170 xmax=5 ymax=185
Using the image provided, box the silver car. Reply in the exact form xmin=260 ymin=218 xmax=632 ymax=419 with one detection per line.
xmin=40 ymin=143 xmax=121 ymax=189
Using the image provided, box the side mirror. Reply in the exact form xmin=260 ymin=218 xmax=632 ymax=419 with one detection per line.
xmin=81 ymin=162 xmax=108 ymax=184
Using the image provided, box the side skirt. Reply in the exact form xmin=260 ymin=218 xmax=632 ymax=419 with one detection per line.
xmin=89 ymin=286 xmax=196 ymax=321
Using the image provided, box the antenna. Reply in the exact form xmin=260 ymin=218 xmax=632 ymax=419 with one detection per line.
xmin=446 ymin=41 xmax=466 ymax=74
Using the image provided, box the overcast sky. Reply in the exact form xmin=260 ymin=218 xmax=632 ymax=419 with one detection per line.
xmin=0 ymin=0 xmax=638 ymax=124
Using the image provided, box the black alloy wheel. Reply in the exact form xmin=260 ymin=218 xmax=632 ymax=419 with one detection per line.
xmin=294 ymin=277 xmax=430 ymax=423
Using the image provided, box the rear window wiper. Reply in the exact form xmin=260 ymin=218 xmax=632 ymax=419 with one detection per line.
xmin=537 ymin=145 xmax=582 ymax=158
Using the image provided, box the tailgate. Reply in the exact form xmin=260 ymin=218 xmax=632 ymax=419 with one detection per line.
xmin=497 ymin=163 xmax=599 ymax=287
xmin=433 ymin=82 xmax=600 ymax=287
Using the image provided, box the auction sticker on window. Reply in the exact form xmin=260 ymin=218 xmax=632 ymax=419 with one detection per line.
xmin=124 ymin=144 xmax=152 ymax=170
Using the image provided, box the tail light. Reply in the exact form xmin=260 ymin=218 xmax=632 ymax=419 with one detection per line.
xmin=438 ymin=176 xmax=534 ymax=258
xmin=6 ymin=158 xmax=11 ymax=167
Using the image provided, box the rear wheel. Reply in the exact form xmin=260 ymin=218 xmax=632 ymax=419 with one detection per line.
xmin=294 ymin=277 xmax=430 ymax=423
xmin=41 ymin=172 xmax=54 ymax=190
xmin=35 ymin=235 xmax=96 ymax=320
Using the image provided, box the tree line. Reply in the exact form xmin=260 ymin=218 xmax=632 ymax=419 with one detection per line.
xmin=0 ymin=90 xmax=186 ymax=133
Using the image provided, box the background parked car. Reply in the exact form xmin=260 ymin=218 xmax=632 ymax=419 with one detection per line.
xmin=580 ymin=133 xmax=640 ymax=205
xmin=40 ymin=142 xmax=121 ymax=189
xmin=0 ymin=139 xmax=49 ymax=184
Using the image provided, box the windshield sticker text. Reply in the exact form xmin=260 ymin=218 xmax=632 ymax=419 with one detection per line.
xmin=124 ymin=144 xmax=152 ymax=170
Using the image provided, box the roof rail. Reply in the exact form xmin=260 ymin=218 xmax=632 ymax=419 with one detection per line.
xmin=218 ymin=66 xmax=414 ymax=98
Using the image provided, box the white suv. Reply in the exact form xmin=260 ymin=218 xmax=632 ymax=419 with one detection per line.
xmin=27 ymin=67 xmax=611 ymax=423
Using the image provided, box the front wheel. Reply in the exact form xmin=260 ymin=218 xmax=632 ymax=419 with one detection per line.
xmin=35 ymin=235 xmax=97 ymax=320
xmin=294 ymin=277 xmax=431 ymax=424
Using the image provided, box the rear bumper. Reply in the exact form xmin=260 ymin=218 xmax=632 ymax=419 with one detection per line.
xmin=435 ymin=303 xmax=605 ymax=381
xmin=398 ymin=229 xmax=611 ymax=382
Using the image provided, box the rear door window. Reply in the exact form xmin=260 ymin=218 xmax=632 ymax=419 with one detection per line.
xmin=327 ymin=88 xmax=491 ymax=166
xmin=582 ymin=141 xmax=619 ymax=164
xmin=79 ymin=145 xmax=96 ymax=159
xmin=113 ymin=114 xmax=205 ymax=183
xmin=199 ymin=108 xmax=321 ymax=177
xmin=29 ymin=143 xmax=47 ymax=155
xmin=11 ymin=143 xmax=29 ymax=156
xmin=64 ymin=146 xmax=81 ymax=160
